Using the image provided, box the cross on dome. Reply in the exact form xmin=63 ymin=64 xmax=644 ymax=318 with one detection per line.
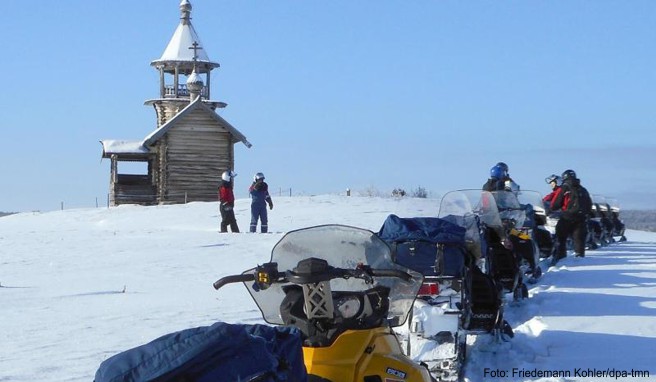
xmin=189 ymin=41 xmax=202 ymax=62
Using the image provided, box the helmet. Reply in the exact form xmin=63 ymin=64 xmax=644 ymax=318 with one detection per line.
xmin=561 ymin=169 xmax=577 ymax=181
xmin=490 ymin=164 xmax=505 ymax=179
xmin=221 ymin=170 xmax=237 ymax=182
xmin=545 ymin=174 xmax=562 ymax=186
xmin=496 ymin=162 xmax=509 ymax=175
xmin=254 ymin=172 xmax=265 ymax=181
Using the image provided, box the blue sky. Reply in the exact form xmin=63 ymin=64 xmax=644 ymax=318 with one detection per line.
xmin=1 ymin=0 xmax=655 ymax=212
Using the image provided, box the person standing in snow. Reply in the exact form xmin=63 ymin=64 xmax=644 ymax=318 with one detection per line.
xmin=542 ymin=174 xmax=563 ymax=212
xmin=550 ymin=169 xmax=592 ymax=263
xmin=249 ymin=172 xmax=273 ymax=233
xmin=218 ymin=170 xmax=239 ymax=233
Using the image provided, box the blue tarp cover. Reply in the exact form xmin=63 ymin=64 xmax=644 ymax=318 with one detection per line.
xmin=94 ymin=321 xmax=307 ymax=382
xmin=377 ymin=214 xmax=467 ymax=277
xmin=377 ymin=214 xmax=466 ymax=245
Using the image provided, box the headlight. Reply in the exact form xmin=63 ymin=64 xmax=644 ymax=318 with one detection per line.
xmin=335 ymin=296 xmax=361 ymax=319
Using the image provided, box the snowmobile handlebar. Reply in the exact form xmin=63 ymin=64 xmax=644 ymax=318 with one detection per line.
xmin=213 ymin=263 xmax=413 ymax=291
xmin=213 ymin=273 xmax=255 ymax=290
xmin=286 ymin=266 xmax=413 ymax=285
xmin=369 ymin=269 xmax=413 ymax=282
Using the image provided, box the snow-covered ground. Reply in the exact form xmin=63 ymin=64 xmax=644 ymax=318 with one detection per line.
xmin=1 ymin=195 xmax=654 ymax=381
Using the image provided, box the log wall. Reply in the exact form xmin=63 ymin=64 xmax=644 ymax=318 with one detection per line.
xmin=157 ymin=108 xmax=233 ymax=203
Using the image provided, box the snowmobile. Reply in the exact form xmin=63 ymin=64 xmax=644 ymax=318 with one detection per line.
xmin=600 ymin=203 xmax=617 ymax=244
xmin=376 ymin=211 xmax=510 ymax=382
xmin=587 ymin=203 xmax=605 ymax=249
xmin=214 ymin=224 xmax=435 ymax=382
xmin=515 ymin=190 xmax=554 ymax=268
xmin=607 ymin=198 xmax=627 ymax=242
xmin=592 ymin=195 xmax=614 ymax=246
xmin=471 ymin=189 xmax=531 ymax=298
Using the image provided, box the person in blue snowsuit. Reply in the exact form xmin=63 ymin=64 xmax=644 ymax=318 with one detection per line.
xmin=249 ymin=172 xmax=273 ymax=233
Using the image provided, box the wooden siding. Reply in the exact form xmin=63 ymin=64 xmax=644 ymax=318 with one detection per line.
xmin=113 ymin=175 xmax=157 ymax=205
xmin=158 ymin=108 xmax=233 ymax=203
xmin=154 ymin=102 xmax=187 ymax=128
xmin=108 ymin=156 xmax=157 ymax=206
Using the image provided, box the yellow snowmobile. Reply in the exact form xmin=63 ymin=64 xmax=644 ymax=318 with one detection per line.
xmin=214 ymin=224 xmax=435 ymax=382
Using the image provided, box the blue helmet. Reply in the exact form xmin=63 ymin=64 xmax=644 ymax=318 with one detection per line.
xmin=496 ymin=162 xmax=509 ymax=174
xmin=490 ymin=164 xmax=505 ymax=179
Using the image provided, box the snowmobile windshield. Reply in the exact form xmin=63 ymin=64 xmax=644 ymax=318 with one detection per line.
xmin=594 ymin=197 xmax=609 ymax=213
xmin=437 ymin=189 xmax=506 ymax=256
xmin=489 ymin=191 xmax=526 ymax=228
xmin=516 ymin=190 xmax=546 ymax=216
xmin=607 ymin=198 xmax=620 ymax=213
xmin=438 ymin=189 xmax=503 ymax=229
xmin=244 ymin=224 xmax=423 ymax=327
xmin=593 ymin=195 xmax=613 ymax=214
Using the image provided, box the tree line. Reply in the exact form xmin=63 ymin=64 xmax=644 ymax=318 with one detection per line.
xmin=620 ymin=210 xmax=656 ymax=232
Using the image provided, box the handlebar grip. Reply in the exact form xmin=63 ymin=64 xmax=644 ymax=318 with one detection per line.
xmin=213 ymin=273 xmax=255 ymax=290
xmin=370 ymin=269 xmax=413 ymax=282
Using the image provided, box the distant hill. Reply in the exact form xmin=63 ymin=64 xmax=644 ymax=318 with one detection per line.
xmin=622 ymin=210 xmax=656 ymax=232
xmin=0 ymin=212 xmax=16 ymax=218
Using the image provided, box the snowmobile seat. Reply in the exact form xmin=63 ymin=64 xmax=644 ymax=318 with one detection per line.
xmin=487 ymin=240 xmax=519 ymax=292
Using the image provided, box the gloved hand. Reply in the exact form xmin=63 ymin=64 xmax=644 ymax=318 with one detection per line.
xmin=268 ymin=201 xmax=273 ymax=210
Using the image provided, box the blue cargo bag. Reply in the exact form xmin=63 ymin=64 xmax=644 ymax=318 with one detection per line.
xmin=377 ymin=214 xmax=467 ymax=277
xmin=94 ymin=321 xmax=307 ymax=382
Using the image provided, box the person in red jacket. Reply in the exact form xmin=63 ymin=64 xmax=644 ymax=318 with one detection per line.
xmin=218 ymin=170 xmax=239 ymax=233
xmin=550 ymin=169 xmax=592 ymax=263
xmin=543 ymin=174 xmax=563 ymax=212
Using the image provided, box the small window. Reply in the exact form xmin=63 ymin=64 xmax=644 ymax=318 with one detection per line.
xmin=118 ymin=161 xmax=148 ymax=175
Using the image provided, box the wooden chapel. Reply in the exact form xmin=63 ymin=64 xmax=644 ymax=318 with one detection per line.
xmin=100 ymin=0 xmax=251 ymax=206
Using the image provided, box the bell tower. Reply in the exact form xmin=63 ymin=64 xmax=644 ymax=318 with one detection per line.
xmin=146 ymin=0 xmax=226 ymax=127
